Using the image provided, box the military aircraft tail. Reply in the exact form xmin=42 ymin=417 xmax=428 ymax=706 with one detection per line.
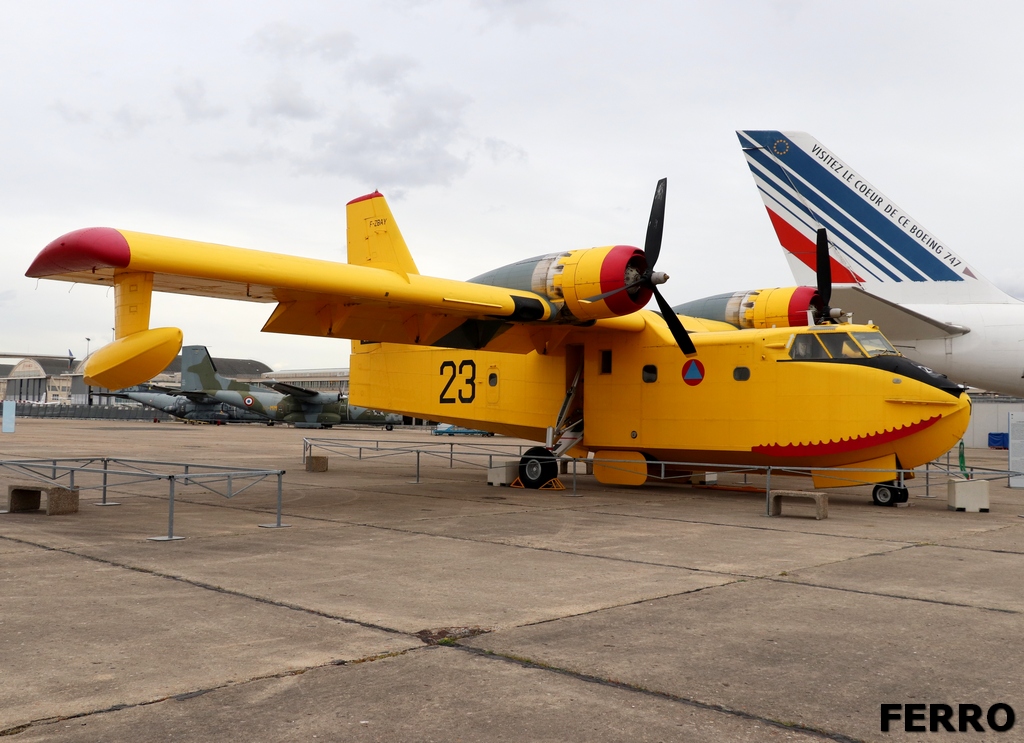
xmin=181 ymin=345 xmax=242 ymax=392
xmin=345 ymin=191 xmax=420 ymax=278
xmin=737 ymin=130 xmax=1013 ymax=305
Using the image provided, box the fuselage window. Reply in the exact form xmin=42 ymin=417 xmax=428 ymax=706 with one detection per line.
xmin=488 ymin=373 xmax=498 ymax=387
xmin=733 ymin=366 xmax=750 ymax=381
xmin=600 ymin=350 xmax=612 ymax=374
xmin=642 ymin=365 xmax=657 ymax=383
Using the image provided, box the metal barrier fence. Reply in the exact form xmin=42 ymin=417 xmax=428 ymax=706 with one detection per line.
xmin=11 ymin=403 xmax=173 ymax=421
xmin=0 ymin=457 xmax=287 ymax=539
xmin=302 ymin=436 xmax=1023 ymax=511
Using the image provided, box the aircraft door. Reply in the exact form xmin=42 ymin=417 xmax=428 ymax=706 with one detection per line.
xmin=486 ymin=364 xmax=500 ymax=406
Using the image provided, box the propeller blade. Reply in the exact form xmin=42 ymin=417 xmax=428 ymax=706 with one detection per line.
xmin=816 ymin=227 xmax=832 ymax=308
xmin=643 ymin=178 xmax=667 ymax=268
xmin=581 ymin=276 xmax=646 ymax=304
xmin=653 ymin=287 xmax=697 ymax=356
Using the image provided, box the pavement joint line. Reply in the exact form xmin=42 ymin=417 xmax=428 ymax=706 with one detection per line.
xmin=511 ymin=580 xmax=749 ymax=630
xmin=79 ymin=491 xmax=777 ymax=576
xmin=453 ymin=645 xmax=865 ymax=743
xmin=0 ymin=647 xmax=429 ymax=738
xmin=0 ymin=533 xmax=418 ymax=638
xmin=41 ymin=491 xmax=982 ymax=582
xmin=580 ymin=506 xmax=986 ymax=545
xmin=326 ymin=519 xmax=753 ymax=575
xmin=766 ymin=575 xmax=1021 ymax=614
xmin=939 ymin=543 xmax=1024 ymax=556
xmin=289 ymin=518 xmax=935 ymax=582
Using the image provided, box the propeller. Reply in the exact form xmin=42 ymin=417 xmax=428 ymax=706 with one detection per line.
xmin=584 ymin=179 xmax=697 ymax=356
xmin=813 ymin=227 xmax=843 ymax=324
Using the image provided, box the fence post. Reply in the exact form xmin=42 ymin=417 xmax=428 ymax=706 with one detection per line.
xmin=96 ymin=457 xmax=119 ymax=506
xmin=149 ymin=476 xmax=185 ymax=541
xmin=765 ymin=467 xmax=772 ymax=516
xmin=259 ymin=472 xmax=291 ymax=529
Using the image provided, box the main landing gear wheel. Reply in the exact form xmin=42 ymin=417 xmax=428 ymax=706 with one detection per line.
xmin=519 ymin=446 xmax=558 ymax=489
xmin=872 ymin=482 xmax=910 ymax=507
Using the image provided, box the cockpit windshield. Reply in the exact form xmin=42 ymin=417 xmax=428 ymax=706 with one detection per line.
xmin=818 ymin=332 xmax=865 ymax=359
xmin=850 ymin=331 xmax=900 ymax=357
xmin=788 ymin=330 xmax=898 ymax=360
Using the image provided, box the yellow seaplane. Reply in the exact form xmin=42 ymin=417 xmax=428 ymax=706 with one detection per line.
xmin=26 ymin=181 xmax=970 ymax=505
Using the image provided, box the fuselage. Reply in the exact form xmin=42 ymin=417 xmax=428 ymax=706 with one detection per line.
xmin=351 ymin=313 xmax=970 ymax=477
xmin=889 ymin=303 xmax=1024 ymax=396
xmin=205 ymin=388 xmax=402 ymax=426
xmin=123 ymin=391 xmax=269 ymax=423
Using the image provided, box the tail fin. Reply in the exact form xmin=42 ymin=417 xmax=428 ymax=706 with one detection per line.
xmin=346 ymin=191 xmax=419 ymax=279
xmin=737 ymin=130 xmax=1012 ymax=304
xmin=181 ymin=345 xmax=240 ymax=392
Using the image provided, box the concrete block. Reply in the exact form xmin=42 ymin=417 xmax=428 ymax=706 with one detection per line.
xmin=691 ymin=472 xmax=718 ymax=485
xmin=6 ymin=484 xmax=79 ymax=515
xmin=45 ymin=487 xmax=79 ymax=515
xmin=947 ymin=478 xmax=990 ymax=512
xmin=558 ymin=459 xmax=593 ymax=476
xmin=487 ymin=460 xmax=519 ymax=486
xmin=8 ymin=486 xmax=41 ymax=512
xmin=768 ymin=490 xmax=828 ymax=520
xmin=305 ymin=456 xmax=328 ymax=473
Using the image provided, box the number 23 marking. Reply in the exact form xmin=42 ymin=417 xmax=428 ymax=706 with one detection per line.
xmin=440 ymin=360 xmax=476 ymax=403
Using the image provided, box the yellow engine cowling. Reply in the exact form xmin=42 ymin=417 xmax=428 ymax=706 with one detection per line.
xmin=677 ymin=286 xmax=823 ymax=329
xmin=469 ymin=245 xmax=654 ymax=323
xmin=559 ymin=245 xmax=653 ymax=321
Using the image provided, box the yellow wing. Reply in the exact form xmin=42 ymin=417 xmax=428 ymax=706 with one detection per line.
xmin=27 ymin=191 xmax=669 ymax=389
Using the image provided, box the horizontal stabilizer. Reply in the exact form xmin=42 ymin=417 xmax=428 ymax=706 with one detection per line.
xmin=831 ymin=286 xmax=970 ymax=340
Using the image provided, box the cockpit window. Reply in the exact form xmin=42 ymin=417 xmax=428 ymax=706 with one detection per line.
xmin=851 ymin=331 xmax=900 ymax=357
xmin=818 ymin=332 xmax=865 ymax=359
xmin=789 ymin=334 xmax=829 ymax=360
xmin=789 ymin=330 xmax=900 ymax=361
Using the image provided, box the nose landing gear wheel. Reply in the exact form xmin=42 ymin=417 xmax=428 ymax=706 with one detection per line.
xmin=519 ymin=446 xmax=559 ymax=489
xmin=872 ymin=482 xmax=910 ymax=506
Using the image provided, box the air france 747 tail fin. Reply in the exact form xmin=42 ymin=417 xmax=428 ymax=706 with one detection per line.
xmin=736 ymin=130 xmax=1013 ymax=305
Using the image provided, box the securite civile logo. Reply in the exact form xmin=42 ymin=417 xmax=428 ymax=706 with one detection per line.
xmin=881 ymin=703 xmax=1015 ymax=734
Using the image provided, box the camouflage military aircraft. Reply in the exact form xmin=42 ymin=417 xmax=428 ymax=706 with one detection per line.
xmin=177 ymin=345 xmax=401 ymax=429
xmin=116 ymin=388 xmax=271 ymax=423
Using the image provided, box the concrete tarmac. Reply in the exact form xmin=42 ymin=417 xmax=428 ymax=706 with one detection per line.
xmin=1 ymin=420 xmax=1022 ymax=742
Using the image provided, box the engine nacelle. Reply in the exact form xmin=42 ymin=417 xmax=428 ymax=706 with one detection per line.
xmin=559 ymin=245 xmax=653 ymax=321
xmin=675 ymin=287 xmax=823 ymax=329
xmin=469 ymin=245 xmax=653 ymax=322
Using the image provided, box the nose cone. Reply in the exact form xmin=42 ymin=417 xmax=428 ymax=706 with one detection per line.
xmin=891 ymin=389 xmax=972 ymax=471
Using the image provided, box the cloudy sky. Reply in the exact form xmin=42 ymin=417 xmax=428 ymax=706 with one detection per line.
xmin=3 ymin=0 xmax=1021 ymax=370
